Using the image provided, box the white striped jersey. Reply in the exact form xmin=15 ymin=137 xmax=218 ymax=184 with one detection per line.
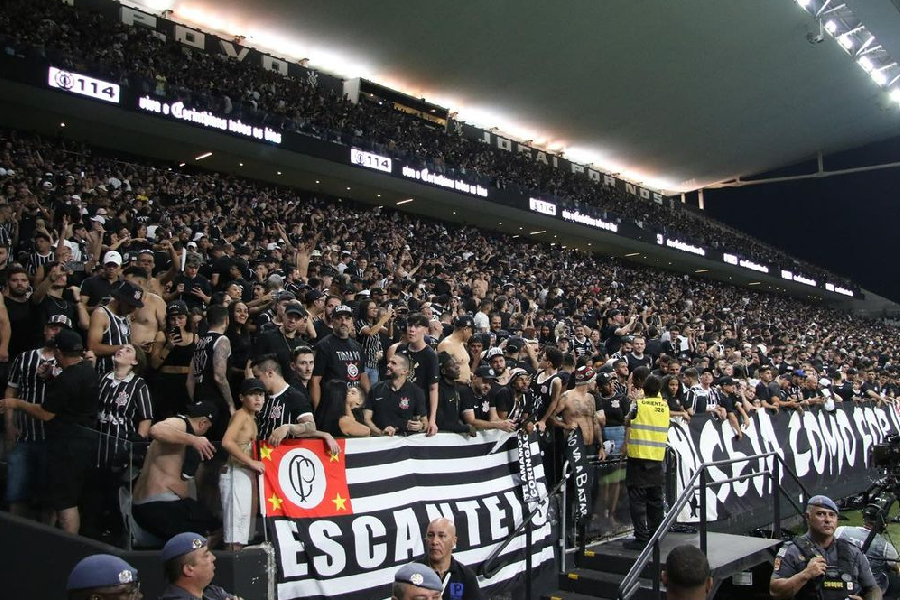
xmin=96 ymin=371 xmax=153 ymax=468
xmin=95 ymin=306 xmax=131 ymax=375
xmin=7 ymin=348 xmax=56 ymax=442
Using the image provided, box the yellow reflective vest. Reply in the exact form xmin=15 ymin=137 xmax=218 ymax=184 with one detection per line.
xmin=626 ymin=394 xmax=669 ymax=462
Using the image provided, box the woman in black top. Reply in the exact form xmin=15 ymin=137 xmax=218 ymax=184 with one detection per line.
xmin=661 ymin=374 xmax=691 ymax=421
xmin=149 ymin=301 xmax=197 ymax=418
xmin=227 ymin=301 xmax=253 ymax=408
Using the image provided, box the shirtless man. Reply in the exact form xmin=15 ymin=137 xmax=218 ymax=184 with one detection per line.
xmin=437 ymin=315 xmax=475 ymax=383
xmin=558 ymin=365 xmax=606 ymax=459
xmin=220 ymin=378 xmax=265 ymax=550
xmin=136 ymin=243 xmax=181 ymax=298
xmin=131 ymin=401 xmax=221 ymax=542
xmin=123 ymin=266 xmax=166 ymax=350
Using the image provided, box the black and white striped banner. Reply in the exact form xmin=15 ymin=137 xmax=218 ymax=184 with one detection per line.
xmin=266 ymin=431 xmax=553 ymax=600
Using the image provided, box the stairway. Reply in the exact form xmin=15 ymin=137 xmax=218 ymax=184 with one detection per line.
xmin=541 ymin=531 xmax=782 ymax=600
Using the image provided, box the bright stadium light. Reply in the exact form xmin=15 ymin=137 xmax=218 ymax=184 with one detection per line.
xmin=858 ymin=55 xmax=874 ymax=72
xmin=890 ymin=88 xmax=900 ymax=103
xmin=824 ymin=19 xmax=838 ymax=35
xmin=871 ymin=68 xmax=888 ymax=86
xmin=796 ymin=0 xmax=812 ymax=8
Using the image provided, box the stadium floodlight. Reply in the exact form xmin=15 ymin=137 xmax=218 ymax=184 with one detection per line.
xmin=839 ymin=35 xmax=854 ymax=50
xmin=858 ymin=55 xmax=874 ymax=72
xmin=889 ymin=88 xmax=900 ymax=103
xmin=824 ymin=20 xmax=838 ymax=34
xmin=796 ymin=0 xmax=812 ymax=8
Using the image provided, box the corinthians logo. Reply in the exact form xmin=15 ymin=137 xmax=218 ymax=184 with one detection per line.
xmin=279 ymin=447 xmax=326 ymax=509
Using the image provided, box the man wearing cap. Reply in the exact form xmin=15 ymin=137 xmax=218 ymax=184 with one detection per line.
xmin=311 ymin=304 xmax=369 ymax=410
xmin=168 ymin=258 xmax=212 ymax=311
xmin=255 ymin=290 xmax=295 ymax=335
xmin=132 ymin=402 xmax=220 ymax=541
xmin=497 ymin=368 xmax=535 ymax=424
xmin=159 ymin=532 xmax=237 ymax=600
xmin=771 ymin=495 xmax=880 ymax=600
xmin=88 ymin=279 xmax=143 ymax=375
xmin=461 ymin=366 xmax=516 ymax=432
xmin=437 ymin=315 xmax=475 ymax=384
xmin=622 ymin=375 xmax=669 ymax=550
xmin=80 ymin=250 xmax=123 ymax=312
xmin=424 ymin=518 xmax=483 ymax=600
xmin=220 ymin=378 xmax=265 ymax=550
xmin=3 ymin=314 xmax=69 ymax=519
xmin=559 ymin=365 xmax=605 ymax=456
xmin=717 ymin=376 xmax=751 ymax=439
xmin=252 ymin=300 xmax=309 ymax=376
xmin=67 ymin=554 xmax=141 ymax=600
xmin=0 ymin=328 xmax=99 ymax=533
xmin=393 ymin=562 xmax=444 ymax=600
xmin=124 ymin=266 xmax=167 ymax=351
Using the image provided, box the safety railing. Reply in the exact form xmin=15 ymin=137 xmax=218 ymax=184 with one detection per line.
xmin=617 ymin=451 xmax=810 ymax=600
xmin=0 ymin=424 xmax=263 ymax=551
xmin=480 ymin=458 xmax=570 ymax=600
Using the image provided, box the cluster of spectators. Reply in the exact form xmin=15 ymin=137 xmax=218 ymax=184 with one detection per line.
xmin=0 ymin=0 xmax=855 ymax=291
xmin=0 ymin=120 xmax=896 ymax=550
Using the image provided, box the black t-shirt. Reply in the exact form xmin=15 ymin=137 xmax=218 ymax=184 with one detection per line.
xmin=313 ymin=334 xmax=365 ymax=388
xmin=460 ymin=385 xmax=494 ymax=421
xmin=173 ymin=274 xmax=212 ymax=310
xmin=365 ymin=380 xmax=426 ymax=433
xmin=256 ymin=384 xmax=314 ymax=440
xmin=436 ymin=379 xmax=469 ymax=433
xmin=597 ymin=390 xmax=629 ymax=427
xmin=834 ymin=381 xmax=855 ymax=403
xmin=6 ymin=296 xmax=39 ymax=358
xmin=42 ymin=360 xmax=99 ymax=438
xmin=80 ymin=274 xmax=114 ymax=308
xmin=601 ymin=323 xmax=623 ymax=354
xmin=35 ymin=292 xmax=79 ymax=332
xmin=253 ymin=329 xmax=308 ymax=378
xmin=396 ymin=343 xmax=439 ymax=394
xmin=313 ymin=317 xmax=333 ymax=342
xmin=755 ymin=380 xmax=777 ymax=402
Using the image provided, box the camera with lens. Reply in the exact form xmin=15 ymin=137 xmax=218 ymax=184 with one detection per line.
xmin=871 ymin=435 xmax=900 ymax=470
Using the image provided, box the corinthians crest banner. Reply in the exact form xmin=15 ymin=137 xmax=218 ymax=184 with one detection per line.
xmin=259 ymin=431 xmax=553 ymax=600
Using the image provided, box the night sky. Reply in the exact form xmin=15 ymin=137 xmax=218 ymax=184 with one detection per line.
xmin=702 ymin=134 xmax=900 ymax=304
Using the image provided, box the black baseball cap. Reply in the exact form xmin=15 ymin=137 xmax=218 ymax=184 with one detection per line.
xmin=333 ymin=305 xmax=354 ymax=317
xmin=474 ymin=365 xmax=497 ymax=380
xmin=185 ymin=401 xmax=218 ymax=422
xmin=50 ymin=329 xmax=84 ymax=353
xmin=453 ymin=315 xmax=475 ymax=330
xmin=240 ymin=378 xmax=266 ymax=394
xmin=284 ymin=302 xmax=308 ymax=318
xmin=305 ymin=289 xmax=325 ymax=303
xmin=166 ymin=301 xmax=188 ymax=317
xmin=112 ymin=280 xmax=145 ymax=308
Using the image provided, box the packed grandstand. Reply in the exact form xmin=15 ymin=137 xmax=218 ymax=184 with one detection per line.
xmin=1 ymin=1 xmax=899 ymax=599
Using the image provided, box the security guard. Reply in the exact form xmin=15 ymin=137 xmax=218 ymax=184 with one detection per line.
xmin=622 ymin=373 xmax=669 ymax=550
xmin=771 ymin=495 xmax=881 ymax=600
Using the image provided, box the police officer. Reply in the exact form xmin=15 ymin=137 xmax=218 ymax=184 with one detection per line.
xmin=158 ymin=532 xmax=241 ymax=600
xmin=621 ymin=374 xmax=668 ymax=550
xmin=67 ymin=554 xmax=141 ymax=600
xmin=393 ymin=563 xmax=444 ymax=600
xmin=770 ymin=495 xmax=881 ymax=600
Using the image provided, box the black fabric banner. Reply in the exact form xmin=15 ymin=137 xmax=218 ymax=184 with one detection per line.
xmin=565 ymin=427 xmax=591 ymax=522
xmin=668 ymin=404 xmax=900 ymax=533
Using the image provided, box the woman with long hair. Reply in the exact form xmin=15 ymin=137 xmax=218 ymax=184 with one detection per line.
xmin=661 ymin=374 xmax=691 ymax=421
xmin=150 ymin=301 xmax=197 ymax=418
xmin=314 ymin=380 xmax=370 ymax=438
xmin=227 ymin=301 xmax=253 ymax=407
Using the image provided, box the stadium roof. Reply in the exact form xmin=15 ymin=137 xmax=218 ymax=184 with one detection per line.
xmin=166 ymin=0 xmax=900 ymax=194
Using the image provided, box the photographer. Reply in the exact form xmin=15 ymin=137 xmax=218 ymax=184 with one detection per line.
xmin=771 ymin=495 xmax=881 ymax=600
xmin=836 ymin=513 xmax=900 ymax=596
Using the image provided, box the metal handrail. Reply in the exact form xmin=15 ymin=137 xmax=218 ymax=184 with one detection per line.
xmin=480 ymin=468 xmax=569 ymax=579
xmin=617 ymin=451 xmax=810 ymax=600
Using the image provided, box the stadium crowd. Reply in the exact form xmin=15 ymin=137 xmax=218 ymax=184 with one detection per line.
xmin=0 ymin=0 xmax=853 ymax=290
xmin=0 ymin=123 xmax=897 ymax=550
